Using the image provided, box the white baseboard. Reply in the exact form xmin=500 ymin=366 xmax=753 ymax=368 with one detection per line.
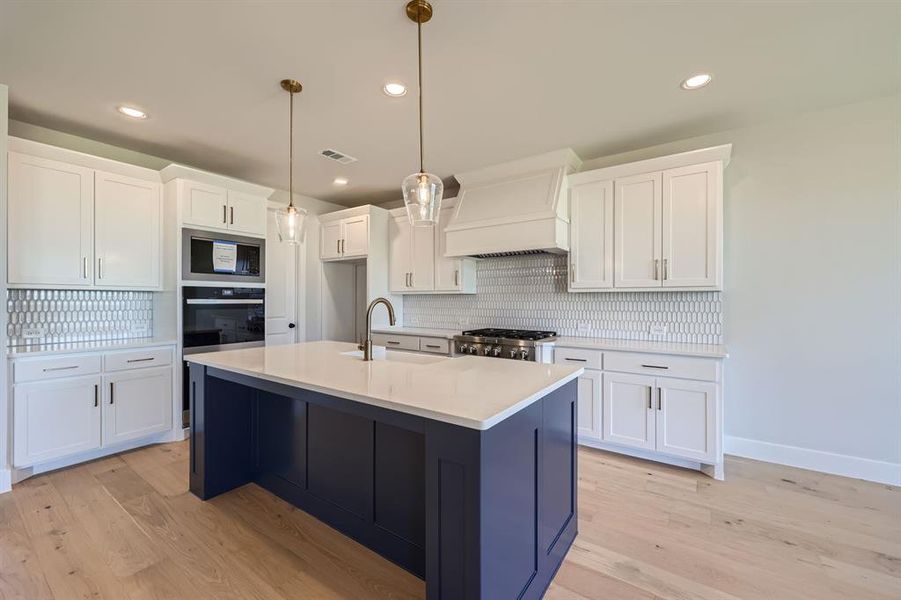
xmin=725 ymin=436 xmax=901 ymax=486
xmin=0 ymin=468 xmax=11 ymax=495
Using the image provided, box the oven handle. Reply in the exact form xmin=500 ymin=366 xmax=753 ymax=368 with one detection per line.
xmin=185 ymin=299 xmax=264 ymax=305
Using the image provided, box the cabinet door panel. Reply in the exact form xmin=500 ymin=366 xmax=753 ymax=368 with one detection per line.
xmin=410 ymin=223 xmax=435 ymax=291
xmin=576 ymin=370 xmax=602 ymax=440
xmin=342 ymin=215 xmax=369 ymax=257
xmin=656 ymin=379 xmax=716 ymax=462
xmin=602 ymin=372 xmax=655 ymax=450
xmin=8 ymin=153 xmax=93 ymax=286
xmin=227 ymin=191 xmax=266 ymax=236
xmin=662 ymin=162 xmax=720 ymax=288
xmin=95 ymin=171 xmax=161 ymax=288
xmin=434 ymin=205 xmax=462 ymax=291
xmin=103 ymin=367 xmax=173 ymax=446
xmin=614 ymin=172 xmax=662 ymax=288
xmin=389 ymin=216 xmax=412 ymax=292
xmin=182 ymin=181 xmax=227 ymax=229
xmin=570 ymin=180 xmax=613 ymax=289
xmin=320 ymin=221 xmax=343 ymax=260
xmin=13 ymin=376 xmax=101 ymax=467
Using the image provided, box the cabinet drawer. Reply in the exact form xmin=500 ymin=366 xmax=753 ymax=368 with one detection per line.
xmin=554 ymin=347 xmax=603 ymax=370
xmin=104 ymin=347 xmax=173 ymax=372
xmin=14 ymin=354 xmax=102 ymax=383
xmin=419 ymin=337 xmax=450 ymax=354
xmin=371 ymin=333 xmax=420 ymax=351
xmin=604 ymin=352 xmax=720 ymax=382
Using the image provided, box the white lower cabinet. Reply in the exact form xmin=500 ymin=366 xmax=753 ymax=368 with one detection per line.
xmin=103 ymin=366 xmax=173 ymax=446
xmin=575 ymin=370 xmax=602 ymax=439
xmin=13 ymin=375 xmax=102 ymax=467
xmin=603 ymin=372 xmax=656 ymax=451
xmin=11 ymin=347 xmax=175 ymax=470
xmin=656 ymin=378 xmax=717 ymax=462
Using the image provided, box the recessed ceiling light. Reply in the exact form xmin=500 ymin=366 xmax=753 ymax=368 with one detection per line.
xmin=383 ymin=82 xmax=407 ymax=97
xmin=117 ymin=105 xmax=147 ymax=119
xmin=681 ymin=73 xmax=713 ymax=90
xmin=333 ymin=177 xmax=349 ymax=186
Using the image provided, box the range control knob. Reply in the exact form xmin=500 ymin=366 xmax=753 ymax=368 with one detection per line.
xmin=517 ymin=349 xmax=529 ymax=360
xmin=509 ymin=348 xmax=519 ymax=359
xmin=491 ymin=346 xmax=503 ymax=357
xmin=458 ymin=344 xmax=469 ymax=354
xmin=467 ymin=345 xmax=479 ymax=355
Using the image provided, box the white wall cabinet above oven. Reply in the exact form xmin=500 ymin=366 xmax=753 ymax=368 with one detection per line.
xmin=568 ymin=145 xmax=729 ymax=292
xmin=388 ymin=200 xmax=477 ymax=294
xmin=7 ymin=145 xmax=163 ymax=291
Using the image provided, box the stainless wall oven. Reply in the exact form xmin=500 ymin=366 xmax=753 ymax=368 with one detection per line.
xmin=182 ymin=228 xmax=265 ymax=284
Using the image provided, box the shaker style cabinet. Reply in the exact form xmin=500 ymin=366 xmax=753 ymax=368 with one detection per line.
xmin=179 ymin=180 xmax=268 ymax=237
xmin=320 ymin=214 xmax=370 ymax=260
xmin=103 ymin=366 xmax=173 ymax=446
xmin=387 ymin=200 xmax=476 ymax=294
xmin=8 ymin=153 xmax=95 ymax=286
xmin=568 ymin=146 xmax=727 ymax=292
xmin=7 ymin=146 xmax=163 ymax=290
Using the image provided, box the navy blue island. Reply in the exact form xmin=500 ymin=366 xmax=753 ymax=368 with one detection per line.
xmin=186 ymin=341 xmax=582 ymax=599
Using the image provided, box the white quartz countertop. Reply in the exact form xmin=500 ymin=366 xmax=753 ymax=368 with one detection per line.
xmin=185 ymin=341 xmax=583 ymax=430
xmin=370 ymin=326 xmax=459 ymax=339
xmin=7 ymin=337 xmax=179 ymax=358
xmin=541 ymin=336 xmax=728 ymax=358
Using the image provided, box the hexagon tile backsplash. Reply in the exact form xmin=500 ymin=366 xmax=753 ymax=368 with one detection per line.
xmin=7 ymin=289 xmax=153 ymax=347
xmin=403 ymin=254 xmax=723 ymax=344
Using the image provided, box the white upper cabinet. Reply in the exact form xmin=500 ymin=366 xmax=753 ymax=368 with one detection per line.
xmin=226 ymin=190 xmax=268 ymax=236
xmin=434 ymin=204 xmax=476 ymax=293
xmin=569 ymin=179 xmax=614 ymax=290
xmin=181 ymin=180 xmax=228 ymax=230
xmin=8 ymin=152 xmax=94 ymax=286
xmin=320 ymin=213 xmax=370 ymax=261
xmin=614 ymin=172 xmax=662 ymax=288
xmin=568 ymin=145 xmax=728 ymax=291
xmin=662 ymin=162 xmax=721 ymax=288
xmin=94 ymin=170 xmax=162 ymax=288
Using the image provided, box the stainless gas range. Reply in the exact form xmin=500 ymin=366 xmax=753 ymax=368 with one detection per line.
xmin=453 ymin=328 xmax=556 ymax=361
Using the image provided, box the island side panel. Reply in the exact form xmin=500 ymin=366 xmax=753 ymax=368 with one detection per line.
xmin=189 ymin=364 xmax=256 ymax=500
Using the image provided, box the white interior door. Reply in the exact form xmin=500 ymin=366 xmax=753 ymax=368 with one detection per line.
xmin=656 ymin=378 xmax=717 ymax=462
xmin=662 ymin=162 xmax=720 ymax=288
xmin=94 ymin=171 xmax=161 ymax=288
xmin=103 ymin=367 xmax=172 ymax=446
xmin=266 ymin=208 xmax=297 ymax=346
xmin=7 ymin=152 xmax=94 ymax=286
xmin=603 ymin=372 xmax=656 ymax=450
xmin=570 ymin=179 xmax=614 ymax=289
xmin=614 ymin=172 xmax=662 ymax=288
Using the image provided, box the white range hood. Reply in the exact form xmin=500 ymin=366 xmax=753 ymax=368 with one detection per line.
xmin=444 ymin=149 xmax=583 ymax=258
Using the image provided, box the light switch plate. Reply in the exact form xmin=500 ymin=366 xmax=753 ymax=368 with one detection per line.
xmin=650 ymin=324 xmax=668 ymax=335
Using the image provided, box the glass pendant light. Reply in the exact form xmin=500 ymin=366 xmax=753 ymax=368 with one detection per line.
xmin=401 ymin=0 xmax=443 ymax=227
xmin=276 ymin=78 xmax=308 ymax=244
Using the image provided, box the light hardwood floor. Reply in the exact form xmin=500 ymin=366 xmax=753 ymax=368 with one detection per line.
xmin=1 ymin=442 xmax=898 ymax=600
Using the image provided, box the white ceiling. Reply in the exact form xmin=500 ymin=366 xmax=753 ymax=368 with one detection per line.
xmin=1 ymin=1 xmax=899 ymax=206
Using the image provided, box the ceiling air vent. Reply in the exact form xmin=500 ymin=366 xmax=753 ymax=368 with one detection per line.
xmin=320 ymin=148 xmax=358 ymax=165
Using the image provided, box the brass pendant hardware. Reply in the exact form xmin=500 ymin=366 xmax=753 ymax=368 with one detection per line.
xmin=280 ymin=79 xmax=302 ymax=94
xmin=405 ymin=0 xmax=432 ymax=23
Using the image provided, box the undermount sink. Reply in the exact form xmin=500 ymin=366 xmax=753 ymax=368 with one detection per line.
xmin=341 ymin=347 xmax=449 ymax=365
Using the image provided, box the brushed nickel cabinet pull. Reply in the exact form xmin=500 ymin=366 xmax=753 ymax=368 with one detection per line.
xmin=98 ymin=257 xmax=103 ymax=279
xmin=341 ymin=239 xmax=345 ymax=254
xmin=386 ymin=340 xmax=401 ymax=345
xmin=110 ymin=382 xmax=115 ymax=405
xmin=229 ymin=206 xmax=234 ymax=225
xmin=425 ymin=344 xmax=441 ymax=349
xmin=127 ymin=357 xmax=155 ymax=363
xmin=657 ymin=388 xmax=662 ymax=410
xmin=564 ymin=357 xmax=587 ymax=362
xmin=571 ymin=262 xmax=576 ymax=283
xmin=223 ymin=205 xmax=227 ymax=224
xmin=336 ymin=239 xmax=340 ymax=254
xmin=94 ymin=384 xmax=99 ymax=407
xmin=648 ymin=388 xmax=652 ymax=410
xmin=654 ymin=259 xmax=660 ymax=280
xmin=454 ymin=269 xmax=459 ymax=286
xmin=663 ymin=258 xmax=669 ymax=280
xmin=83 ymin=257 xmax=88 ymax=279
xmin=641 ymin=364 xmax=669 ymax=370
xmin=409 ymin=272 xmax=413 ymax=287
xmin=43 ymin=365 xmax=78 ymax=372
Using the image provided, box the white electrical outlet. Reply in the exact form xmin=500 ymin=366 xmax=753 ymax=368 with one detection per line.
xmin=131 ymin=324 xmax=150 ymax=335
xmin=577 ymin=322 xmax=591 ymax=333
xmin=23 ymin=327 xmax=46 ymax=339
xmin=650 ymin=324 xmax=668 ymax=335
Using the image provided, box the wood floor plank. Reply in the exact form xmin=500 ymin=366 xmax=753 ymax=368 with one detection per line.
xmin=2 ymin=440 xmax=898 ymax=600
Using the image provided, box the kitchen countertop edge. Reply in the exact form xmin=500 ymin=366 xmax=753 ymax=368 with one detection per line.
xmin=7 ymin=337 xmax=179 ymax=358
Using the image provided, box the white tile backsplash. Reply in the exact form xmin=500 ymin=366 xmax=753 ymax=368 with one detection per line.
xmin=403 ymin=254 xmax=722 ymax=344
xmin=7 ymin=289 xmax=154 ymax=347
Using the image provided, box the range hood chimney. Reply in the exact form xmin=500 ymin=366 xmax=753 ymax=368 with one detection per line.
xmin=444 ymin=149 xmax=582 ymax=258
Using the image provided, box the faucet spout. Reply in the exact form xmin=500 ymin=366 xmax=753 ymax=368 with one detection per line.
xmin=361 ymin=297 xmax=397 ymax=361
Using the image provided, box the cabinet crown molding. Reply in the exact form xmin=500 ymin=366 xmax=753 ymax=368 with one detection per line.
xmin=8 ymin=136 xmax=161 ymax=183
xmin=570 ymin=144 xmax=732 ymax=185
xmin=160 ymin=163 xmax=274 ymax=198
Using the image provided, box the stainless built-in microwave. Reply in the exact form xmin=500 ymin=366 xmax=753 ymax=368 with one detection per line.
xmin=182 ymin=228 xmax=265 ymax=284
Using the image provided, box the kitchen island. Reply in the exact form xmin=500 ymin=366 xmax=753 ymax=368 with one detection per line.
xmin=186 ymin=340 xmax=582 ymax=599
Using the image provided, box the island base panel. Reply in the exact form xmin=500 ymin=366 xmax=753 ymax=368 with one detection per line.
xmin=189 ymin=363 xmax=578 ymax=599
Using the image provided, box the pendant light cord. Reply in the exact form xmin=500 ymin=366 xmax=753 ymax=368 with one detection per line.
xmin=288 ymin=89 xmax=295 ymax=208
xmin=417 ymin=4 xmax=424 ymax=175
